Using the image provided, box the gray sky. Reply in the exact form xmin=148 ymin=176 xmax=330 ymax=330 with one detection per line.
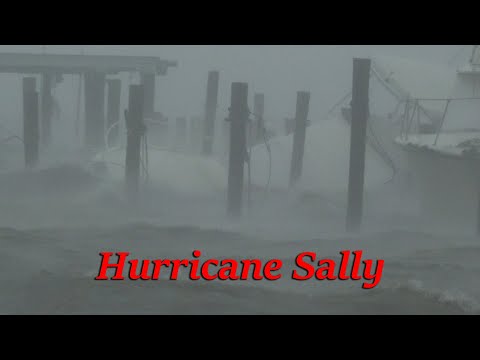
xmin=0 ymin=45 xmax=468 ymax=133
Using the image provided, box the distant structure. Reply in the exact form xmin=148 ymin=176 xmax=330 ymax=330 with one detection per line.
xmin=0 ymin=52 xmax=177 ymax=149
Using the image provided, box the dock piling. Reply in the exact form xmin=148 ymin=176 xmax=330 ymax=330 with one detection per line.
xmin=346 ymin=58 xmax=371 ymax=232
xmin=106 ymin=79 xmax=122 ymax=148
xmin=125 ymin=84 xmax=145 ymax=202
xmin=84 ymin=72 xmax=106 ymax=150
xmin=254 ymin=93 xmax=265 ymax=144
xmin=22 ymin=77 xmax=39 ymax=168
xmin=141 ymin=74 xmax=155 ymax=119
xmin=40 ymin=73 xmax=53 ymax=146
xmin=289 ymin=91 xmax=310 ymax=187
xmin=202 ymin=71 xmax=219 ymax=156
xmin=227 ymin=82 xmax=249 ymax=217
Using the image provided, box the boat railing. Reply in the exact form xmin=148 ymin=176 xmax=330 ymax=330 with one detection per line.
xmin=400 ymin=97 xmax=480 ymax=146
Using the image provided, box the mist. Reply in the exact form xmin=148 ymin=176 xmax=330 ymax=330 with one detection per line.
xmin=0 ymin=44 xmax=478 ymax=315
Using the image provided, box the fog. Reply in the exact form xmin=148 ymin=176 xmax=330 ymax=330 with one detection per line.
xmin=1 ymin=44 xmax=479 ymax=315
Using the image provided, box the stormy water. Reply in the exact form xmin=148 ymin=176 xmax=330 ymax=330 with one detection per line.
xmin=1 ymin=141 xmax=479 ymax=315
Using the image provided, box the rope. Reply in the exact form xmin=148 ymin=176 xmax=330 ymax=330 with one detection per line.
xmin=104 ymin=121 xmax=120 ymax=152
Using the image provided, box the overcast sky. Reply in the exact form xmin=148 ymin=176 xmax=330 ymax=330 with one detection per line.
xmin=0 ymin=45 xmax=469 ymax=135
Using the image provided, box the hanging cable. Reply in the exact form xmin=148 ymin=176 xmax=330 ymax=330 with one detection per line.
xmin=104 ymin=121 xmax=120 ymax=152
xmin=1 ymin=135 xmax=24 ymax=144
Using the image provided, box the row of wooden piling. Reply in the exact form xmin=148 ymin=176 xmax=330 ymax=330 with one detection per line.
xmin=225 ymin=59 xmax=372 ymax=234
xmin=20 ymin=58 xmax=372 ymax=232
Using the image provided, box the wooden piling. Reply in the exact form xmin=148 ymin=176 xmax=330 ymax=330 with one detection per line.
xmin=84 ymin=72 xmax=106 ymax=149
xmin=141 ymin=74 xmax=155 ymax=119
xmin=202 ymin=71 xmax=219 ymax=156
xmin=106 ymin=79 xmax=122 ymax=147
xmin=254 ymin=93 xmax=265 ymax=144
xmin=22 ymin=77 xmax=39 ymax=168
xmin=40 ymin=73 xmax=53 ymax=146
xmin=346 ymin=58 xmax=371 ymax=232
xmin=125 ymin=84 xmax=145 ymax=202
xmin=289 ymin=91 xmax=310 ymax=187
xmin=227 ymin=82 xmax=248 ymax=217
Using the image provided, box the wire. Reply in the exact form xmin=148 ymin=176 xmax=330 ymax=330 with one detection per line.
xmin=1 ymin=135 xmax=24 ymax=144
xmin=104 ymin=121 xmax=120 ymax=152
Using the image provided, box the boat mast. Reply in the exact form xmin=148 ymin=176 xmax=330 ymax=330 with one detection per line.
xmin=470 ymin=45 xmax=479 ymax=65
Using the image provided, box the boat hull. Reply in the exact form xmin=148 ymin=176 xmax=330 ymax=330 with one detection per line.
xmin=400 ymin=144 xmax=480 ymax=231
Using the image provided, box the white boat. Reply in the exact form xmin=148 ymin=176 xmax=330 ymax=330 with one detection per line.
xmin=393 ymin=46 xmax=480 ymax=230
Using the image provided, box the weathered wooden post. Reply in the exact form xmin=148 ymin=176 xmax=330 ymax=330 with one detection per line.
xmin=227 ymin=82 xmax=249 ymax=217
xmin=202 ymin=71 xmax=219 ymax=156
xmin=106 ymin=79 xmax=122 ymax=147
xmin=141 ymin=73 xmax=155 ymax=119
xmin=254 ymin=93 xmax=265 ymax=144
xmin=40 ymin=73 xmax=53 ymax=146
xmin=346 ymin=58 xmax=371 ymax=232
xmin=84 ymin=72 xmax=106 ymax=149
xmin=75 ymin=74 xmax=83 ymax=139
xmin=125 ymin=84 xmax=145 ymax=202
xmin=23 ymin=77 xmax=39 ymax=168
xmin=289 ymin=91 xmax=310 ymax=187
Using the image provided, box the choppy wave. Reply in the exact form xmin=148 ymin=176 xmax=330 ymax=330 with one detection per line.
xmin=387 ymin=279 xmax=480 ymax=314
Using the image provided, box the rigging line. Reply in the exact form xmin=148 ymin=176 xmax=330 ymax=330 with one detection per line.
xmin=367 ymin=120 xmax=397 ymax=184
xmin=433 ymin=100 xmax=451 ymax=146
xmin=370 ymin=61 xmax=408 ymax=101
xmin=470 ymin=45 xmax=479 ymax=64
xmin=406 ymin=100 xmax=419 ymax=137
xmin=325 ymin=91 xmax=352 ymax=117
